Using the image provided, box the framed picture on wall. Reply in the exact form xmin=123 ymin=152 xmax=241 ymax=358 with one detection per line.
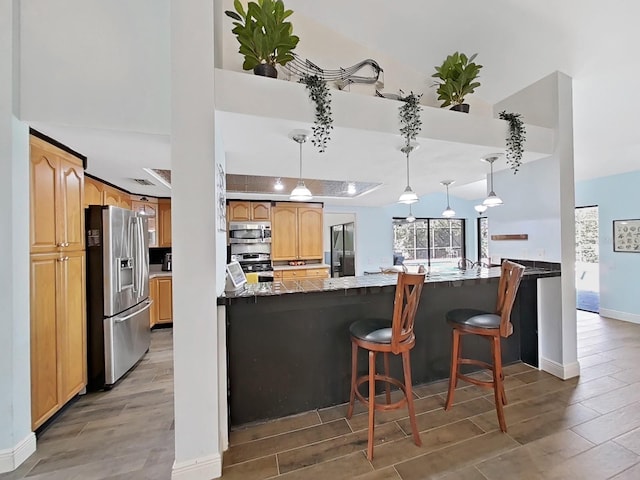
xmin=613 ymin=219 xmax=640 ymax=252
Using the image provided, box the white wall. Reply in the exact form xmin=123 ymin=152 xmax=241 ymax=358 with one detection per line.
xmin=170 ymin=1 xmax=222 ymax=479
xmin=492 ymin=72 xmax=578 ymax=379
xmin=20 ymin=0 xmax=170 ymax=134
xmin=0 ymin=0 xmax=35 ymax=471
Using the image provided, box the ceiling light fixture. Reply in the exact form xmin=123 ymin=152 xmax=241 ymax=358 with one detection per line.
xmin=274 ymin=177 xmax=284 ymax=191
xmin=474 ymin=204 xmax=488 ymax=214
xmin=441 ymin=180 xmax=456 ymax=218
xmin=289 ymin=131 xmax=312 ymax=201
xmin=398 ymin=143 xmax=419 ymax=204
xmin=406 ymin=204 xmax=416 ymax=223
xmin=347 ymin=182 xmax=357 ymax=195
xmin=481 ymin=153 xmax=504 ymax=207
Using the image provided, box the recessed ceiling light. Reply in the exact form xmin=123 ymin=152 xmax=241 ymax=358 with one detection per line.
xmin=274 ymin=178 xmax=284 ymax=191
xmin=347 ymin=182 xmax=356 ymax=195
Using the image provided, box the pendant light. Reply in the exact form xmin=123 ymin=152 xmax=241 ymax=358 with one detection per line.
xmin=440 ymin=180 xmax=456 ymax=217
xmin=474 ymin=204 xmax=488 ymax=214
xmin=289 ymin=131 xmax=312 ymax=201
xmin=398 ymin=143 xmax=419 ymax=204
xmin=406 ymin=204 xmax=416 ymax=223
xmin=481 ymin=154 xmax=503 ymax=207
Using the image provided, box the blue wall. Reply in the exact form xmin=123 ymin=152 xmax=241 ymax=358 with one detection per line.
xmin=325 ymin=192 xmax=480 ymax=275
xmin=575 ymin=170 xmax=640 ymax=317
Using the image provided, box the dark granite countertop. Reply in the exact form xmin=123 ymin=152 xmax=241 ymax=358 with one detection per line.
xmin=221 ymin=265 xmax=560 ymax=301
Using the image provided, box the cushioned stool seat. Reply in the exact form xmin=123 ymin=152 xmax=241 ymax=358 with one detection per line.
xmin=347 ymin=272 xmax=425 ymax=461
xmin=444 ymin=260 xmax=525 ymax=433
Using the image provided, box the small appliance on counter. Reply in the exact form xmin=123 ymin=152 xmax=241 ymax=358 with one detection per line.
xmin=162 ymin=252 xmax=172 ymax=271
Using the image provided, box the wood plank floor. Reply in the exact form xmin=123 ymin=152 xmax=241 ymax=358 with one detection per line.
xmin=5 ymin=311 xmax=640 ymax=479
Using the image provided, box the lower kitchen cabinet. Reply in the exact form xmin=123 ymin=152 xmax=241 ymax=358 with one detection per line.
xmin=150 ymin=276 xmax=173 ymax=326
xmin=30 ymin=250 xmax=87 ymax=430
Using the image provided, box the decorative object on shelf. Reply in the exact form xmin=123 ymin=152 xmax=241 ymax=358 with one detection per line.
xmin=274 ymin=177 xmax=284 ymax=191
xmin=283 ymin=54 xmax=384 ymax=89
xmin=397 ymin=92 xmax=422 ymax=204
xmin=224 ymin=0 xmax=299 ymax=78
xmin=406 ymin=204 xmax=416 ymax=223
xmin=613 ymin=219 xmax=640 ymax=252
xmin=481 ymin=153 xmax=504 ymax=207
xmin=441 ymin=180 xmax=456 ymax=217
xmin=474 ymin=204 xmax=488 ymax=215
xmin=216 ymin=163 xmax=227 ymax=231
xmin=301 ymin=75 xmax=333 ymax=153
xmin=432 ymin=52 xmax=482 ymax=112
xmin=499 ymin=111 xmax=526 ymax=173
xmin=289 ymin=130 xmax=312 ymax=201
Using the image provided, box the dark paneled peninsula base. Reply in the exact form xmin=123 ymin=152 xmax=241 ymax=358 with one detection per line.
xmin=225 ymin=272 xmax=546 ymax=426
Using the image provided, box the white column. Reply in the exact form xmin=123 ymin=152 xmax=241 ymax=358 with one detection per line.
xmin=170 ymin=1 xmax=222 ymax=479
xmin=0 ymin=0 xmax=36 ymax=473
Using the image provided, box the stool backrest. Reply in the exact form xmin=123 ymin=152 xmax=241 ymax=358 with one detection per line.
xmin=496 ymin=260 xmax=526 ymax=337
xmin=391 ymin=272 xmax=425 ymax=353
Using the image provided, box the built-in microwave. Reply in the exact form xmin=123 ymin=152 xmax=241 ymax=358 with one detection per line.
xmin=228 ymin=222 xmax=272 ymax=244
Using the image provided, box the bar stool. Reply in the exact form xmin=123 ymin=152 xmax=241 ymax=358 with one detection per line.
xmin=347 ymin=272 xmax=425 ymax=460
xmin=444 ymin=260 xmax=525 ymax=432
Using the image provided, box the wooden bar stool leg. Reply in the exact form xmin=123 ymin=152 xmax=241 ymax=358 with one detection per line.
xmin=383 ymin=352 xmax=391 ymax=405
xmin=347 ymin=341 xmax=358 ymax=419
xmin=367 ymin=350 xmax=376 ymax=460
xmin=500 ymin=370 xmax=507 ymax=406
xmin=445 ymin=329 xmax=461 ymax=410
xmin=491 ymin=335 xmax=507 ymax=432
xmin=402 ymin=351 xmax=421 ymax=447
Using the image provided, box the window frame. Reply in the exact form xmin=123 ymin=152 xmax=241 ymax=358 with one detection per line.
xmin=392 ymin=217 xmax=466 ymax=267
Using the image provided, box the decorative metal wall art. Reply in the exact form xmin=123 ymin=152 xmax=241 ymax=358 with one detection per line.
xmin=282 ymin=53 xmax=384 ymax=90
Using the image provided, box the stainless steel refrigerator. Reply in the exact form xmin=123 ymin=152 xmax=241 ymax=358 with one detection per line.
xmin=86 ymin=205 xmax=151 ymax=389
xmin=330 ymin=222 xmax=356 ymax=277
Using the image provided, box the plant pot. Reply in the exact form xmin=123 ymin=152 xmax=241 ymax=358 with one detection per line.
xmin=253 ymin=64 xmax=278 ymax=78
xmin=450 ymin=104 xmax=470 ymax=113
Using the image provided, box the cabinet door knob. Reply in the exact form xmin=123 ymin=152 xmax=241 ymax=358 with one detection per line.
xmin=64 ymin=242 xmax=69 ymax=247
xmin=57 ymin=242 xmax=64 ymax=247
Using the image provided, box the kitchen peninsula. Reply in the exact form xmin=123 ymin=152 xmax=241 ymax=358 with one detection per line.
xmin=222 ymin=264 xmax=560 ymax=426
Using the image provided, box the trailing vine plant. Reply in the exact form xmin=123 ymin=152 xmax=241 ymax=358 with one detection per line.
xmin=499 ymin=111 xmax=526 ymax=173
xmin=398 ymin=91 xmax=423 ymax=146
xmin=301 ymin=74 xmax=333 ymax=153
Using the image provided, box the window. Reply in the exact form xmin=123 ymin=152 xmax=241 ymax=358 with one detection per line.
xmin=393 ymin=218 xmax=465 ymax=268
xmin=477 ymin=216 xmax=489 ymax=264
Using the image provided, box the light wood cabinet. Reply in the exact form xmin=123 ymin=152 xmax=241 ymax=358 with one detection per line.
xmin=29 ymin=135 xmax=87 ymax=430
xmin=158 ymin=199 xmax=172 ymax=247
xmin=274 ymin=267 xmax=329 ymax=281
xmin=84 ymin=176 xmax=131 ymax=210
xmin=228 ymin=201 xmax=271 ymax=222
xmin=149 ymin=276 xmax=173 ymax=326
xmin=271 ymin=203 xmax=323 ymax=261
xmin=30 ymin=137 xmax=85 ymax=254
xmin=29 ymin=249 xmax=86 ymax=429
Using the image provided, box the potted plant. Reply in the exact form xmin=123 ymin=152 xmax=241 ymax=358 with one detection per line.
xmin=225 ymin=0 xmax=300 ymax=78
xmin=431 ymin=52 xmax=482 ymax=112
xmin=301 ymin=75 xmax=333 ymax=152
xmin=499 ymin=111 xmax=526 ymax=173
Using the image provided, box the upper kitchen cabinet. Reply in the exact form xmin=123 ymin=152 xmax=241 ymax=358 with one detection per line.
xmin=30 ymin=135 xmax=85 ymax=254
xmin=158 ymin=199 xmax=172 ymax=247
xmin=84 ymin=176 xmax=131 ymax=210
xmin=131 ymin=196 xmax=159 ymax=247
xmin=272 ymin=203 xmax=323 ymax=261
xmin=228 ymin=200 xmax=271 ymax=222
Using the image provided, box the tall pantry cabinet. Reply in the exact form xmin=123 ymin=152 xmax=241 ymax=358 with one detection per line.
xmin=29 ymin=135 xmax=87 ymax=430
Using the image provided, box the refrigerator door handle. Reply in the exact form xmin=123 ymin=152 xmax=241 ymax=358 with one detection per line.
xmin=114 ymin=299 xmax=153 ymax=323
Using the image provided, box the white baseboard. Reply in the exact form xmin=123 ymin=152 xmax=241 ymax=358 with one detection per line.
xmin=171 ymin=453 xmax=222 ymax=480
xmin=0 ymin=432 xmax=36 ymax=473
xmin=599 ymin=308 xmax=640 ymax=324
xmin=540 ymin=357 xmax=581 ymax=380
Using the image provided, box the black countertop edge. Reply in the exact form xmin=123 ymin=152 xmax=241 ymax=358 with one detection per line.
xmin=217 ymin=266 xmax=561 ymax=304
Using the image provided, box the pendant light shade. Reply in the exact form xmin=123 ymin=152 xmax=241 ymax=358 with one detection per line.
xmin=398 ymin=143 xmax=419 ymax=204
xmin=474 ymin=204 xmax=488 ymax=214
xmin=440 ymin=180 xmax=456 ymax=217
xmin=481 ymin=154 xmax=503 ymax=207
xmin=289 ymin=131 xmax=312 ymax=201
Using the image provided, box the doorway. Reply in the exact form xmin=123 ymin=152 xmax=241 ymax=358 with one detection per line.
xmin=575 ymin=206 xmax=599 ymax=313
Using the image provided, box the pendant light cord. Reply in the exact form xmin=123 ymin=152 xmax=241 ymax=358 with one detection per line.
xmin=446 ymin=183 xmax=450 ymax=206
xmin=405 ymin=148 xmax=410 ymax=186
xmin=299 ymin=140 xmax=303 ymax=180
xmin=489 ymin=159 xmax=494 ymax=191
